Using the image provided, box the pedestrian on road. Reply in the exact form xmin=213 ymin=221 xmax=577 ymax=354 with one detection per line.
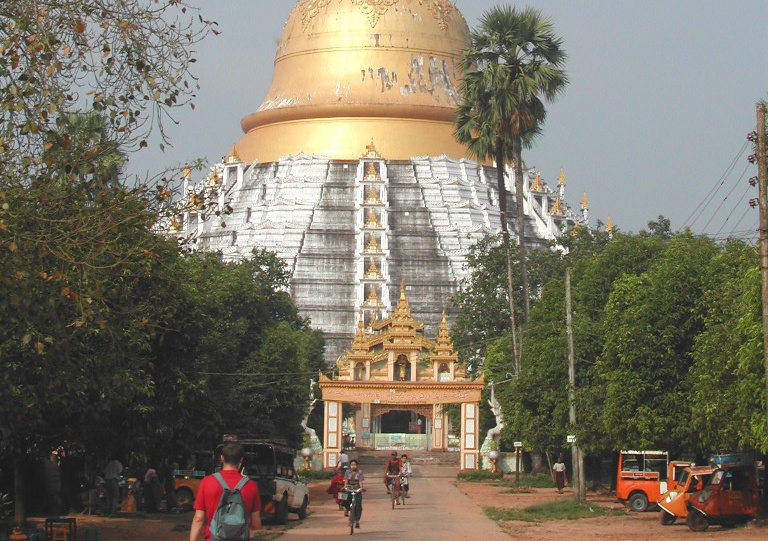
xmin=103 ymin=458 xmax=123 ymax=517
xmin=553 ymin=455 xmax=566 ymax=494
xmin=189 ymin=443 xmax=261 ymax=541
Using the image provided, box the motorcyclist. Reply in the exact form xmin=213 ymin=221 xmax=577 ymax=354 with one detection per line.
xmin=383 ymin=451 xmax=401 ymax=496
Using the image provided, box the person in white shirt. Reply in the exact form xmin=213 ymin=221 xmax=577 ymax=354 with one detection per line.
xmin=400 ymin=454 xmax=412 ymax=497
xmin=553 ymin=455 xmax=567 ymax=494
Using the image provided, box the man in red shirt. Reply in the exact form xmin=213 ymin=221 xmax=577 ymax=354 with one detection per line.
xmin=189 ymin=443 xmax=261 ymax=541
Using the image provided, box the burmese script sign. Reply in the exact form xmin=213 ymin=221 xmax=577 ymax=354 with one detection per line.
xmin=319 ymin=382 xmax=483 ymax=404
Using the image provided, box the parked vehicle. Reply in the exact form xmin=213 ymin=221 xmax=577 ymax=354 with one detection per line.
xmin=616 ymin=450 xmax=691 ymax=512
xmin=173 ymin=450 xmax=213 ymax=511
xmin=217 ymin=435 xmax=309 ymax=524
xmin=686 ymin=464 xmax=761 ymax=531
xmin=658 ymin=465 xmax=716 ymax=525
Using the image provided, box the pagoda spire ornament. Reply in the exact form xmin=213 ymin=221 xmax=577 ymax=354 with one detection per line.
xmin=557 ymin=167 xmax=566 ymax=199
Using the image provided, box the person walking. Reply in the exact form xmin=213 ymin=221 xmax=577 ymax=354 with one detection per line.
xmin=103 ymin=458 xmax=123 ymax=517
xmin=189 ymin=443 xmax=261 ymax=541
xmin=553 ymin=455 xmax=567 ymax=494
xmin=143 ymin=466 xmax=160 ymax=512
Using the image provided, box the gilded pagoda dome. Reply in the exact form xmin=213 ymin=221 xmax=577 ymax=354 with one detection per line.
xmin=233 ymin=0 xmax=471 ymax=164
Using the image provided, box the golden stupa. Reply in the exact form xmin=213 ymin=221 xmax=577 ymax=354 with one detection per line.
xmin=231 ymin=0 xmax=471 ymax=164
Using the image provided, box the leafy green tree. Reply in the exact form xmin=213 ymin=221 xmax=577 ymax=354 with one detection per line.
xmin=687 ymin=242 xmax=767 ymax=453
xmin=598 ymin=234 xmax=719 ymax=452
xmin=452 ymin=236 xmax=519 ymax=372
xmin=455 ymin=5 xmax=568 ymax=326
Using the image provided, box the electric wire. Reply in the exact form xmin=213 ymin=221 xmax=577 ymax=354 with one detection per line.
xmin=700 ymin=162 xmax=751 ymax=234
xmin=713 ymin=168 xmax=752 ymax=239
xmin=682 ymin=140 xmax=748 ymax=231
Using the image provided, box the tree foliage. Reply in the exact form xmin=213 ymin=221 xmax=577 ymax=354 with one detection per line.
xmin=457 ymin=220 xmax=768 ymax=456
xmin=0 ymin=2 xmax=327 ymax=523
xmin=0 ymin=0 xmax=215 ymax=180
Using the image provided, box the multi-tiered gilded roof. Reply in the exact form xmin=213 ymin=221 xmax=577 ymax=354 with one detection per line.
xmin=334 ymin=283 xmax=465 ymax=382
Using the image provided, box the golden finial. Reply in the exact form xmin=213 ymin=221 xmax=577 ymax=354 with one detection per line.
xmin=530 ymin=171 xmax=544 ymax=192
xmin=168 ymin=217 xmax=181 ymax=232
xmin=605 ymin=217 xmax=614 ymax=233
xmin=365 ymin=260 xmax=381 ymax=279
xmin=365 ymin=288 xmax=380 ymax=306
xmin=365 ymin=161 xmax=380 ymax=182
xmin=183 ymin=164 xmax=191 ymax=180
xmin=581 ymin=192 xmax=589 ymax=210
xmin=366 ymin=184 xmax=380 ymax=203
xmin=550 ymin=197 xmax=564 ymax=216
xmin=207 ymin=169 xmax=221 ymax=186
xmin=557 ymin=168 xmax=566 ymax=186
xmin=365 ymin=210 xmax=380 ymax=228
xmin=363 ymin=140 xmax=381 ymax=159
xmin=364 ymin=236 xmax=381 ymax=253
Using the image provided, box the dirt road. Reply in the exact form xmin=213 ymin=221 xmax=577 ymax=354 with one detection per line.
xmin=22 ymin=464 xmax=767 ymax=540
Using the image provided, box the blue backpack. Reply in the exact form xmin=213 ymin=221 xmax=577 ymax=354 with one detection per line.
xmin=209 ymin=472 xmax=250 ymax=541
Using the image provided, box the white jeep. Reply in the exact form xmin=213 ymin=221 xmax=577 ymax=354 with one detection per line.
xmin=216 ymin=437 xmax=309 ymax=524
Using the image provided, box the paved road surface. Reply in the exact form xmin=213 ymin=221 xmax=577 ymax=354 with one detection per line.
xmin=282 ymin=464 xmax=509 ymax=540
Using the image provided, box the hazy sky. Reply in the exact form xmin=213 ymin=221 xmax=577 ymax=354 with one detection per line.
xmin=128 ymin=1 xmax=768 ymax=237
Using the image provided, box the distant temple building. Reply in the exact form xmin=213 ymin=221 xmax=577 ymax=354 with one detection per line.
xmin=168 ymin=0 xmax=581 ymax=364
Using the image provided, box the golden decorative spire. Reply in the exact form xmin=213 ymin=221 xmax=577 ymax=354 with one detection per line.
xmin=363 ymin=141 xmax=381 ymax=159
xmin=581 ymin=192 xmax=589 ymax=210
xmin=392 ymin=280 xmax=413 ymax=322
xmin=364 ymin=161 xmax=381 ymax=182
xmin=168 ymin=216 xmax=181 ymax=232
xmin=434 ymin=310 xmax=454 ymax=354
xmin=365 ymin=260 xmax=382 ymax=280
xmin=550 ymin=197 xmax=564 ymax=216
xmin=182 ymin=163 xmax=191 ymax=181
xmin=364 ymin=235 xmax=382 ymax=254
xmin=365 ymin=287 xmax=381 ymax=307
xmin=365 ymin=210 xmax=380 ymax=228
xmin=207 ymin=169 xmax=221 ymax=186
xmin=530 ymin=171 xmax=544 ymax=192
xmin=365 ymin=184 xmax=380 ymax=204
xmin=557 ymin=168 xmax=566 ymax=186
xmin=605 ymin=217 xmax=614 ymax=234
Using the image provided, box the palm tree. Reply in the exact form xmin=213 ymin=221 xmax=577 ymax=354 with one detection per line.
xmin=454 ymin=6 xmax=568 ymax=368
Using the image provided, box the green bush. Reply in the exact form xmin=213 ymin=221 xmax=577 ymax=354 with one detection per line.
xmin=484 ymin=500 xmax=623 ymax=522
xmin=456 ymin=469 xmax=504 ymax=482
xmin=299 ymin=469 xmax=335 ymax=481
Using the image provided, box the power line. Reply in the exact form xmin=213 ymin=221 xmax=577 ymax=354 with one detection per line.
xmin=682 ymin=140 xmax=749 ymax=231
xmin=700 ymin=162 xmax=751 ymax=234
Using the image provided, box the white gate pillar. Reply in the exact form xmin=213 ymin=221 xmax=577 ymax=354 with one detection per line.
xmin=460 ymin=402 xmax=480 ymax=470
xmin=323 ymin=400 xmax=343 ymax=470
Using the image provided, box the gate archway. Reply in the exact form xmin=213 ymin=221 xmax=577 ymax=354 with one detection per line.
xmin=318 ymin=284 xmax=484 ymax=469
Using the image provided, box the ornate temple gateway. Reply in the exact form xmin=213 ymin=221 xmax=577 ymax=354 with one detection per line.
xmin=168 ymin=0 xmax=582 ymax=364
xmin=318 ymin=283 xmax=484 ymax=470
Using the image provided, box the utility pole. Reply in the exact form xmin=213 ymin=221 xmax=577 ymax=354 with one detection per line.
xmin=757 ymin=103 xmax=768 ymax=423
xmin=565 ymin=267 xmax=585 ymax=502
